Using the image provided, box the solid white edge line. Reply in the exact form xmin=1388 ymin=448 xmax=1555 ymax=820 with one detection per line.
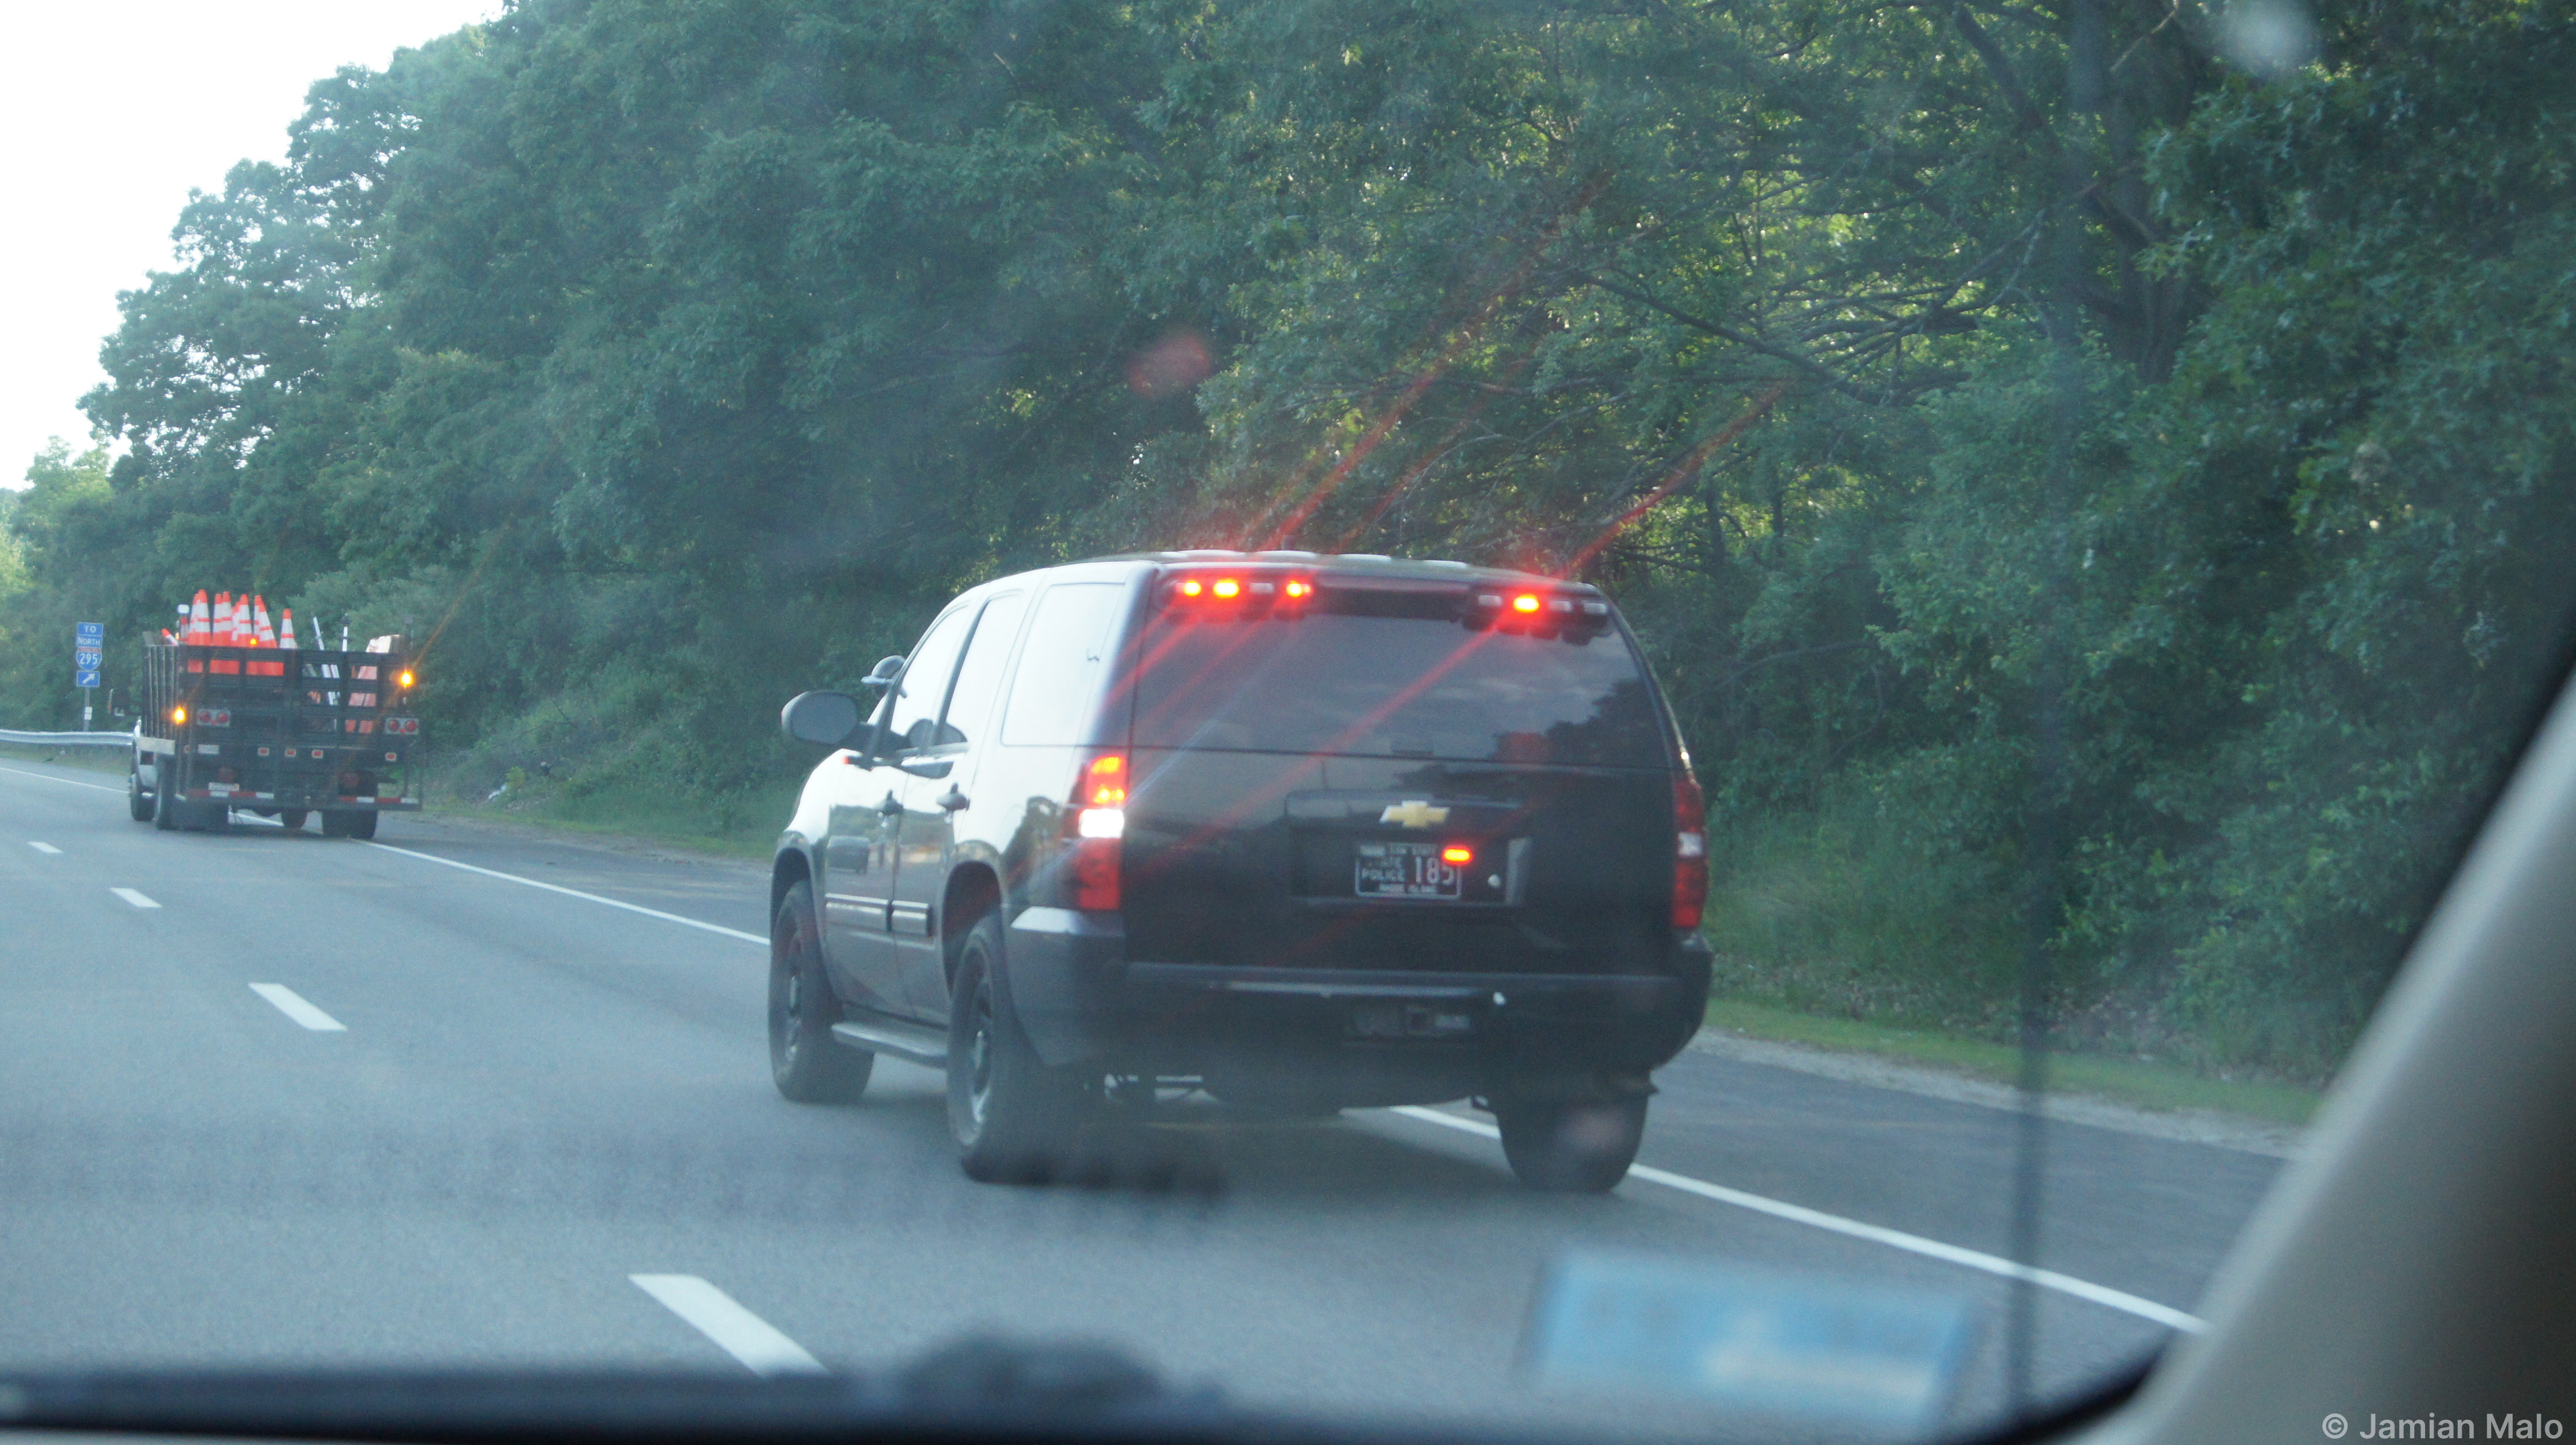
xmin=249 ymin=983 xmax=348 ymax=1032
xmin=361 ymin=843 xmax=767 ymax=945
xmin=630 ymin=1274 xmax=826 ymax=1377
xmin=28 ymin=841 xmax=63 ymax=854
xmin=108 ymin=887 xmax=161 ymax=910
xmin=1387 ymin=1104 xmax=2207 ymax=1335
xmin=0 ymin=765 xmax=125 ymax=795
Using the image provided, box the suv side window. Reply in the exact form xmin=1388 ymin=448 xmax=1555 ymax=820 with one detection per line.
xmin=880 ymin=605 xmax=976 ymax=756
xmin=1000 ymin=582 xmax=1126 ymax=746
xmin=938 ymin=591 xmax=1028 ymax=749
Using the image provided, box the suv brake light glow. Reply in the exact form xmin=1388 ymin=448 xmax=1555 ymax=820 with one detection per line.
xmin=1072 ymin=754 xmax=1127 ymax=909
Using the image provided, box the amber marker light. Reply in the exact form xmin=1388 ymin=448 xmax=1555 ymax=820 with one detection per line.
xmin=1441 ymin=845 xmax=1473 ymax=865
xmin=397 ymin=669 xmax=416 ymax=689
xmin=171 ymin=706 xmax=187 ymax=725
xmin=1511 ymin=593 xmax=1543 ymax=614
xmin=1212 ymin=577 xmax=1243 ymax=599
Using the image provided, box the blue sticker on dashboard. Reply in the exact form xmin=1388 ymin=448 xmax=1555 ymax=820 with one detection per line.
xmin=1524 ymin=1250 xmax=1979 ymax=1435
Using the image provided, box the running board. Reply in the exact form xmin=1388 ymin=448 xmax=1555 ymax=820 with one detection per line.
xmin=830 ymin=1015 xmax=949 ymax=1066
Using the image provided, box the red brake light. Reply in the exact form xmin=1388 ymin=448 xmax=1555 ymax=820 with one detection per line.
xmin=1673 ymin=774 xmax=1709 ymax=929
xmin=1085 ymin=753 xmax=1127 ymax=806
xmin=1072 ymin=754 xmax=1128 ymax=910
xmin=1179 ymin=579 xmax=1203 ymax=597
xmin=1212 ymin=577 xmax=1242 ymax=599
xmin=1511 ymin=593 xmax=1542 ymax=614
xmin=1284 ymin=579 xmax=1312 ymax=599
xmin=1441 ymin=845 xmax=1473 ymax=866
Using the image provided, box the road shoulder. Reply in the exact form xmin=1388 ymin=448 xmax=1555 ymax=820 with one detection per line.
xmin=1686 ymin=1028 xmax=2306 ymax=1158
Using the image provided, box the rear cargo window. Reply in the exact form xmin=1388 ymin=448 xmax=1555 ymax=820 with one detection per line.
xmin=1000 ymin=582 xmax=1128 ymax=746
xmin=1131 ymin=591 xmax=1664 ymax=767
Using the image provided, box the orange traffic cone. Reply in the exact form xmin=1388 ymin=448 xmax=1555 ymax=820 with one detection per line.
xmin=278 ymin=606 xmax=299 ymax=650
xmin=187 ymin=591 xmax=212 ymax=642
xmin=251 ymin=596 xmax=286 ymax=675
xmin=210 ymin=591 xmax=242 ymax=674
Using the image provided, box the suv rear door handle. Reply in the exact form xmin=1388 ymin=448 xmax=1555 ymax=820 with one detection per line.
xmin=935 ymin=785 xmax=969 ymax=813
xmin=877 ymin=791 xmax=903 ymax=816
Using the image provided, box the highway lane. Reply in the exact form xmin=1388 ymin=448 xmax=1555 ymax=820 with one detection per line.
xmin=0 ymin=756 xmax=2284 ymax=1442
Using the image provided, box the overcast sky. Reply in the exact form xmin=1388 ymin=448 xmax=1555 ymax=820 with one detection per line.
xmin=3 ymin=0 xmax=504 ymax=490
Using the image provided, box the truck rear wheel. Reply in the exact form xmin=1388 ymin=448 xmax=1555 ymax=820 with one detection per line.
xmin=278 ymin=809 xmax=309 ymax=832
xmin=128 ymin=765 xmax=154 ymax=822
xmin=151 ymin=774 xmax=177 ymax=831
xmin=1496 ymin=1093 xmax=1649 ymax=1194
xmin=320 ymin=811 xmax=375 ymax=840
xmin=947 ymin=918 xmax=1090 ymax=1184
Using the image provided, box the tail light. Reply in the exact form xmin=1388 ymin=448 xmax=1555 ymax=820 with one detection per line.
xmin=1672 ymin=773 xmax=1709 ymax=929
xmin=1071 ymin=754 xmax=1126 ymax=911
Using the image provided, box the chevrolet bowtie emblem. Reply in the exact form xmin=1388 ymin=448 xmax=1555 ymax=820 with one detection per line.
xmin=1380 ymin=800 xmax=1450 ymax=827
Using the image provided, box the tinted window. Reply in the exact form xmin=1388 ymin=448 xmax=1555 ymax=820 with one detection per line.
xmin=880 ymin=605 xmax=974 ymax=754
xmin=1132 ymin=595 xmax=1664 ymax=766
xmin=939 ymin=591 xmax=1027 ymax=748
xmin=1001 ymin=582 xmax=1127 ymax=746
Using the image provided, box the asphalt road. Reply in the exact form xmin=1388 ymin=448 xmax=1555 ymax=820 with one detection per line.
xmin=0 ymin=756 xmax=2284 ymax=1443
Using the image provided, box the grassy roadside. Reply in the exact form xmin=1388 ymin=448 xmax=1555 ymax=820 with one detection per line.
xmin=417 ymin=792 xmax=779 ymax=860
xmin=1705 ymin=996 xmax=2322 ymax=1127
xmin=0 ymin=738 xmax=130 ymax=777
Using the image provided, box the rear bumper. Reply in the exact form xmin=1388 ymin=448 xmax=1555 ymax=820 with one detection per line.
xmin=1005 ymin=905 xmax=1710 ymax=1100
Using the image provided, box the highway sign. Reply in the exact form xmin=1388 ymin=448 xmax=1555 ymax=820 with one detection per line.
xmin=75 ymin=622 xmax=103 ymax=643
xmin=75 ymin=670 xmax=100 ymax=689
xmin=74 ymin=647 xmax=102 ymax=670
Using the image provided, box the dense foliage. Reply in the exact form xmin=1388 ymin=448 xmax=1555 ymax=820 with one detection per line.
xmin=7 ymin=0 xmax=2569 ymax=1076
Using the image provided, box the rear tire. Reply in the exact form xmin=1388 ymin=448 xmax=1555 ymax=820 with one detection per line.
xmin=151 ymin=771 xmax=177 ymax=831
xmin=1496 ymin=1094 xmax=1649 ymax=1193
xmin=319 ymin=811 xmax=372 ymax=839
xmin=128 ymin=765 xmax=155 ymax=822
xmin=947 ymin=918 xmax=1088 ymax=1184
xmin=278 ymin=809 xmax=309 ymax=831
xmin=768 ymin=881 xmax=873 ymax=1103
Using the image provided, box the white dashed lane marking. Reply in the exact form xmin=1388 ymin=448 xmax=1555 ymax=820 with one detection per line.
xmin=630 ymin=1274 xmax=825 ymax=1377
xmin=248 ymin=984 xmax=347 ymax=1033
xmin=109 ymin=887 xmax=160 ymax=909
xmin=28 ymin=841 xmax=62 ymax=854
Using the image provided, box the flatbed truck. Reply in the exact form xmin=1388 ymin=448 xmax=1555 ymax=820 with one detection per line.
xmin=129 ymin=637 xmax=423 ymax=837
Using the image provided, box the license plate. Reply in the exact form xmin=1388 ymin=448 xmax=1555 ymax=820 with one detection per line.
xmin=1355 ymin=841 xmax=1462 ymax=899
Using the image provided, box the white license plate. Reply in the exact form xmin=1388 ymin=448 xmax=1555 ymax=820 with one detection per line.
xmin=1355 ymin=841 xmax=1462 ymax=899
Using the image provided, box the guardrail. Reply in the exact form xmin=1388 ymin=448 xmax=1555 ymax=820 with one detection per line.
xmin=0 ymin=728 xmax=131 ymax=749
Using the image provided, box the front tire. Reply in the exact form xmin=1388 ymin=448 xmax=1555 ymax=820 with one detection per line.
xmin=768 ymin=881 xmax=873 ymax=1103
xmin=1496 ymin=1094 xmax=1649 ymax=1193
xmin=947 ymin=917 xmax=1087 ymax=1183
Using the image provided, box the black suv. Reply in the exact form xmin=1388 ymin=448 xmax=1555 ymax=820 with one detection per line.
xmin=769 ymin=553 xmax=1712 ymax=1190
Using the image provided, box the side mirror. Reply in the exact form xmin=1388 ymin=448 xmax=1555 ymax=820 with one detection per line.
xmin=781 ymin=691 xmax=866 ymax=748
xmin=862 ymin=655 xmax=906 ymax=689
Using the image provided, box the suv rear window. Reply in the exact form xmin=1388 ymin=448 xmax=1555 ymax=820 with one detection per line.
xmin=1130 ymin=585 xmax=1665 ymax=767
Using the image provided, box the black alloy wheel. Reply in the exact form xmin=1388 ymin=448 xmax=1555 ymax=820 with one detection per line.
xmin=1494 ymin=1093 xmax=1650 ymax=1194
xmin=767 ymin=880 xmax=873 ymax=1103
xmin=946 ymin=917 xmax=1087 ymax=1184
